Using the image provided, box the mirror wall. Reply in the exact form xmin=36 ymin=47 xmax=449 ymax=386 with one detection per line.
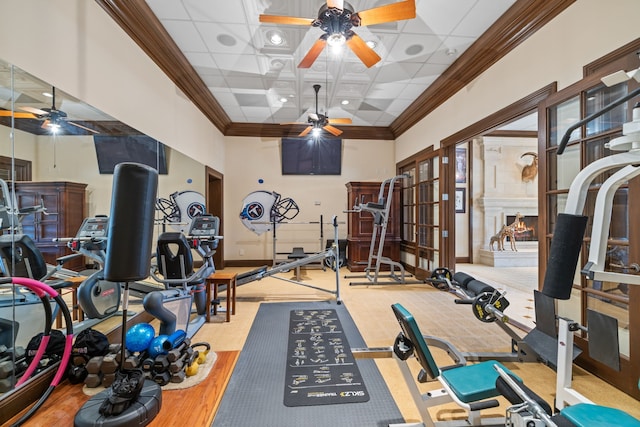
xmin=0 ymin=57 xmax=206 ymax=405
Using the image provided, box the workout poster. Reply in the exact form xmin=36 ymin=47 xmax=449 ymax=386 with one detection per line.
xmin=284 ymin=309 xmax=369 ymax=407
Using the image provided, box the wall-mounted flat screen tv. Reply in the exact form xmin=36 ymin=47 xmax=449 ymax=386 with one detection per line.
xmin=93 ymin=135 xmax=168 ymax=174
xmin=281 ymin=137 xmax=342 ymax=175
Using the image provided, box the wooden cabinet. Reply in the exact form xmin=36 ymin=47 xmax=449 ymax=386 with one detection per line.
xmin=345 ymin=181 xmax=401 ymax=272
xmin=13 ymin=181 xmax=87 ymax=271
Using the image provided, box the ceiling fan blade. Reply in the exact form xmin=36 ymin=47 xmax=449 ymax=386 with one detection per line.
xmin=323 ymin=125 xmax=343 ymax=136
xmin=259 ymin=14 xmax=314 ymax=26
xmin=41 ymin=119 xmax=50 ymax=129
xmin=19 ymin=106 xmax=49 ymax=116
xmin=327 ymin=0 xmax=344 ymax=9
xmin=327 ymin=118 xmax=352 ymax=125
xmin=355 ymin=0 xmax=416 ymax=27
xmin=299 ymin=126 xmax=313 ymax=137
xmin=0 ymin=111 xmax=37 ymax=119
xmin=68 ymin=121 xmax=100 ymax=134
xmin=346 ymin=33 xmax=382 ymax=68
xmin=298 ymin=39 xmax=327 ymax=68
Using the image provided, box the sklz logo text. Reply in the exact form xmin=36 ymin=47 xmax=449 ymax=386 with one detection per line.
xmin=340 ymin=390 xmax=366 ymax=397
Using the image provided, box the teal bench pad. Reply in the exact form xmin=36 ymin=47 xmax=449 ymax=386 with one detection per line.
xmin=440 ymin=360 xmax=520 ymax=403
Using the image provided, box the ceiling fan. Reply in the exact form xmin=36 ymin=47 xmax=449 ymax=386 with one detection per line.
xmin=288 ymin=84 xmax=352 ymax=137
xmin=260 ymin=0 xmax=416 ymax=68
xmin=15 ymin=87 xmax=99 ymax=134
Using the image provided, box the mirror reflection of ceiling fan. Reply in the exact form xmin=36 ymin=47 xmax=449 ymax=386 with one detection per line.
xmin=260 ymin=0 xmax=416 ymax=68
xmin=0 ymin=87 xmax=99 ymax=134
xmin=287 ymin=84 xmax=352 ymax=137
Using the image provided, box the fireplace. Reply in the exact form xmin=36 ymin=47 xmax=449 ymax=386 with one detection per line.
xmin=506 ymin=215 xmax=538 ymax=242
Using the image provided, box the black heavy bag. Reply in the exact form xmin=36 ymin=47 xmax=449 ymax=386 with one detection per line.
xmin=542 ymin=213 xmax=588 ymax=300
xmin=104 ymin=163 xmax=158 ymax=282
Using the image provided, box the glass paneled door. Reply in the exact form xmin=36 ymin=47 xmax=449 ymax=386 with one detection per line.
xmin=400 ymin=150 xmax=440 ymax=279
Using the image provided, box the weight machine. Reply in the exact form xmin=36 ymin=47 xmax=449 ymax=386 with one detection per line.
xmin=345 ymin=174 xmax=423 ymax=286
xmin=236 ymin=215 xmax=343 ymax=303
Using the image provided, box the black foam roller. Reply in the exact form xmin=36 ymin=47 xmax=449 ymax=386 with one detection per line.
xmin=453 ymin=272 xmax=475 ymax=289
xmin=466 ymin=279 xmax=495 ymax=297
xmin=542 ymin=213 xmax=588 ymax=300
xmin=104 ymin=163 xmax=158 ymax=282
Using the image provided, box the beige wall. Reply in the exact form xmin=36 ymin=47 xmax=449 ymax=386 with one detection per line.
xmin=224 ymin=137 xmax=396 ymax=260
xmin=0 ymin=0 xmax=224 ymax=174
xmin=395 ymin=0 xmax=640 ymax=161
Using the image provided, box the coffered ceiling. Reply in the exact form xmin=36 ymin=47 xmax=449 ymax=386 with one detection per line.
xmin=2 ymin=1 xmax=574 ymax=139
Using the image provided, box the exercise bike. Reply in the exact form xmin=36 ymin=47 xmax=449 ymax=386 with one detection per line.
xmin=52 ymin=215 xmax=121 ymax=323
xmin=144 ymin=214 xmax=220 ymax=338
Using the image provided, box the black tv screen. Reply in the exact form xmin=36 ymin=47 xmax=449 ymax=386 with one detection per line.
xmin=281 ymin=137 xmax=342 ymax=175
xmin=93 ymin=135 xmax=168 ymax=174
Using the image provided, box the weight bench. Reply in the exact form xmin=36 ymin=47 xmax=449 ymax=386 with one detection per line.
xmin=495 ymin=364 xmax=640 ymax=427
xmin=389 ymin=303 xmax=520 ymax=426
xmin=287 ymin=247 xmax=307 ymax=280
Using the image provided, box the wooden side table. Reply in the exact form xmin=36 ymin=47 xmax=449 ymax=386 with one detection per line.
xmin=56 ymin=276 xmax=85 ymax=328
xmin=205 ymin=272 xmax=237 ymax=322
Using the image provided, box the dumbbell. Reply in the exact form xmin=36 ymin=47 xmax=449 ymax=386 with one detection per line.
xmin=167 ymin=338 xmax=192 ymax=363
xmin=0 ymin=357 xmax=28 ymax=380
xmin=123 ymin=352 xmax=144 ymax=370
xmin=153 ymin=354 xmax=170 ymax=372
xmin=152 ymin=370 xmax=171 ymax=386
xmin=85 ymin=356 xmax=104 ymax=375
xmin=170 ymin=370 xmax=186 ymax=383
xmin=101 ymin=354 xmax=119 ymax=374
xmin=85 ymin=373 xmax=103 ymax=388
xmin=102 ymin=372 xmax=117 ymax=387
xmin=169 ymin=347 xmax=194 ymax=373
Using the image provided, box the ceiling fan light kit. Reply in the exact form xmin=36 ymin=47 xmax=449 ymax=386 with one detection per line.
xmin=259 ymin=0 xmax=416 ymax=69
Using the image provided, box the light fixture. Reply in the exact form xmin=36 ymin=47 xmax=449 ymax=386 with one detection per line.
xmin=48 ymin=122 xmax=61 ymax=133
xmin=267 ymin=30 xmax=284 ymax=46
xmin=311 ymin=127 xmax=322 ymax=137
xmin=280 ymin=97 xmax=288 ymax=103
xmin=326 ymin=33 xmax=346 ymax=47
xmin=341 ymin=100 xmax=349 ymax=105
xmin=446 ymin=48 xmax=458 ymax=56
xmin=42 ymin=92 xmax=53 ymax=98
xmin=365 ymin=40 xmax=377 ymax=49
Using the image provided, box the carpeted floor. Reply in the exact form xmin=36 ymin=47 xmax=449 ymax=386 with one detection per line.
xmin=212 ymin=300 xmax=405 ymax=427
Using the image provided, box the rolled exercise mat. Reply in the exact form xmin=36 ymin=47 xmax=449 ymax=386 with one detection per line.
xmin=542 ymin=213 xmax=588 ymax=300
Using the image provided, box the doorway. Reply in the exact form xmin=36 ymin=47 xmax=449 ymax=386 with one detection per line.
xmin=205 ymin=166 xmax=224 ymax=269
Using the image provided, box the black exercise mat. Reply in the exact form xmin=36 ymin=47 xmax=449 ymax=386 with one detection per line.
xmin=212 ymin=301 xmax=404 ymax=427
xmin=285 ymin=309 xmax=369 ymax=407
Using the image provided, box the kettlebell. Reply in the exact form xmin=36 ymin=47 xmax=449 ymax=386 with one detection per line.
xmin=191 ymin=342 xmax=210 ymax=365
xmin=185 ymin=351 xmax=200 ymax=377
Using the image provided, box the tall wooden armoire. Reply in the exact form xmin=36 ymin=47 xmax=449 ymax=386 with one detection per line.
xmin=345 ymin=181 xmax=401 ymax=272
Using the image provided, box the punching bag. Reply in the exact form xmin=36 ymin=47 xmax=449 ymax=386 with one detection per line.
xmin=104 ymin=163 xmax=158 ymax=282
xmin=541 ymin=213 xmax=588 ymax=300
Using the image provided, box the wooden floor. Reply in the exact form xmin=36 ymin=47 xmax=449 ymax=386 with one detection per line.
xmin=7 ymin=265 xmax=640 ymax=425
xmin=6 ymin=351 xmax=239 ymax=427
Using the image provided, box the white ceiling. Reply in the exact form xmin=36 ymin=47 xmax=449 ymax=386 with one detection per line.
xmin=145 ymin=0 xmax=517 ymax=127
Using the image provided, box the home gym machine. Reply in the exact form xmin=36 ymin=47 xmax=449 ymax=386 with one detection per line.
xmin=236 ymin=215 xmax=343 ymax=303
xmin=345 ymin=174 xmax=423 ymax=286
xmin=351 ymin=303 xmax=521 ymax=427
xmin=144 ymin=214 xmax=220 ymax=338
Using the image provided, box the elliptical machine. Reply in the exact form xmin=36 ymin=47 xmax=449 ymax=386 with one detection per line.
xmin=144 ymin=214 xmax=220 ymax=338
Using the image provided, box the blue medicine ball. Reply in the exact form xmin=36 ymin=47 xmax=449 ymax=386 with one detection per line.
xmin=148 ymin=335 xmax=169 ymax=358
xmin=125 ymin=323 xmax=155 ymax=352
